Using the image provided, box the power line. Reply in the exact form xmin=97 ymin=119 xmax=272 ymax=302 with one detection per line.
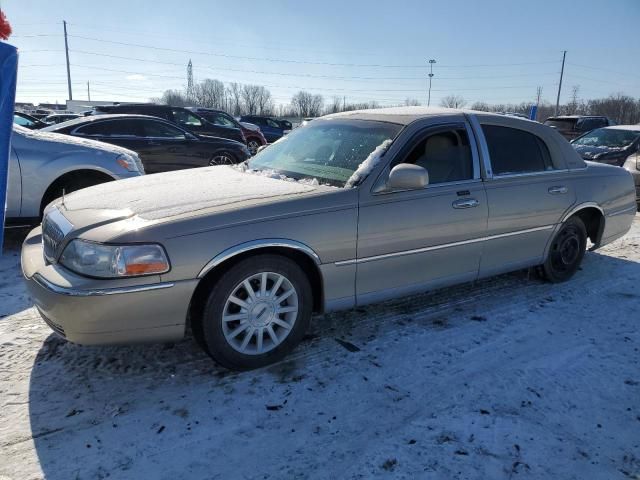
xmin=68 ymin=34 xmax=560 ymax=69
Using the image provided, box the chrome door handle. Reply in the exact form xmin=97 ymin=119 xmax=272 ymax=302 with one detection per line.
xmin=548 ymin=186 xmax=568 ymax=195
xmin=452 ymin=198 xmax=479 ymax=209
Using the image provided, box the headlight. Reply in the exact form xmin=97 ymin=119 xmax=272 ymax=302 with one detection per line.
xmin=116 ymin=153 xmax=144 ymax=174
xmin=60 ymin=240 xmax=170 ymax=278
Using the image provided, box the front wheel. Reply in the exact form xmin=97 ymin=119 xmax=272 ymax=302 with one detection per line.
xmin=539 ymin=216 xmax=587 ymax=283
xmin=199 ymin=254 xmax=313 ymax=370
xmin=247 ymin=140 xmax=261 ymax=156
xmin=209 ymin=152 xmax=237 ymax=166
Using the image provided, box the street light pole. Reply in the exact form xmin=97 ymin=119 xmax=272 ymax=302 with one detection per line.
xmin=427 ymin=59 xmax=436 ymax=107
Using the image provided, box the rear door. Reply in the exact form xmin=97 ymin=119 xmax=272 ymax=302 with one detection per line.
xmin=473 ymin=119 xmax=576 ymax=277
xmin=355 ymin=120 xmax=488 ymax=304
xmin=72 ymin=119 xmax=146 ymax=152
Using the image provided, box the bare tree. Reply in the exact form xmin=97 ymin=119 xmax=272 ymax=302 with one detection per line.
xmin=404 ymin=98 xmax=420 ymax=106
xmin=241 ymin=84 xmax=262 ymax=115
xmin=327 ymin=96 xmax=342 ymax=114
xmin=440 ymin=95 xmax=467 ymax=108
xmin=157 ymin=89 xmax=189 ymax=106
xmin=256 ymin=86 xmax=273 ymax=115
xmin=193 ymin=79 xmax=226 ymax=109
xmin=227 ymin=82 xmax=242 ymax=116
xmin=291 ymin=91 xmax=324 ymax=117
xmin=470 ymin=101 xmax=490 ymax=111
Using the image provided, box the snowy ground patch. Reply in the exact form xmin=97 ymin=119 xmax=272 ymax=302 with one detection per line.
xmin=1 ymin=216 xmax=639 ymax=479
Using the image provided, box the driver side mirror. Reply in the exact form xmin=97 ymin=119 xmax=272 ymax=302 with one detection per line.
xmin=386 ymin=163 xmax=429 ymax=191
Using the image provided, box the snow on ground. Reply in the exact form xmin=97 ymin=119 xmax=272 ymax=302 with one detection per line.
xmin=1 ymin=217 xmax=639 ymax=480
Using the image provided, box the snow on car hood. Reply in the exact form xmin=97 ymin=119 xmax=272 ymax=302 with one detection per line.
xmin=60 ymin=165 xmax=319 ymax=220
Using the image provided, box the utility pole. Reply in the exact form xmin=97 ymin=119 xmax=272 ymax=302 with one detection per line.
xmin=63 ymin=20 xmax=72 ymax=101
xmin=555 ymin=50 xmax=566 ymax=116
xmin=343 ymin=95 xmax=346 ymax=111
xmin=87 ymin=81 xmax=91 ymax=101
xmin=427 ymin=59 xmax=436 ymax=107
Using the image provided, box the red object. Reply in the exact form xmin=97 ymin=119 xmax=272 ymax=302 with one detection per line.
xmin=0 ymin=10 xmax=12 ymax=40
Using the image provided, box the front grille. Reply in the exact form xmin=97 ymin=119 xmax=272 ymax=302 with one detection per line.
xmin=37 ymin=307 xmax=66 ymax=338
xmin=42 ymin=215 xmax=65 ymax=262
xmin=41 ymin=208 xmax=73 ymax=263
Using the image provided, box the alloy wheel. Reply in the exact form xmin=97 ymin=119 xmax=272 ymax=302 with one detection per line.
xmin=221 ymin=272 xmax=299 ymax=355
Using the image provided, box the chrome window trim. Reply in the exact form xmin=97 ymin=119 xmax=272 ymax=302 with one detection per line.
xmin=335 ymin=225 xmax=555 ymax=266
xmin=467 ymin=114 xmax=493 ymax=179
xmin=488 ymin=168 xmax=571 ymax=180
xmin=33 ymin=274 xmax=174 ymax=297
xmin=198 ymin=239 xmax=321 ymax=278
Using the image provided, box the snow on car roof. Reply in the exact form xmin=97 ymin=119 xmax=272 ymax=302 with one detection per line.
xmin=602 ymin=125 xmax=640 ymax=132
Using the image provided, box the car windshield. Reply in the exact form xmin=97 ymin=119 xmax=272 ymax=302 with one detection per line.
xmin=246 ymin=119 xmax=402 ymax=187
xmin=14 ymin=114 xmax=35 ymax=127
xmin=573 ymin=128 xmax=640 ymax=148
xmin=544 ymin=119 xmax=577 ymax=130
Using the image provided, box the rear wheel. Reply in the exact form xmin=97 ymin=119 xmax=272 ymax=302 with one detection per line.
xmin=199 ymin=254 xmax=313 ymax=370
xmin=539 ymin=216 xmax=587 ymax=283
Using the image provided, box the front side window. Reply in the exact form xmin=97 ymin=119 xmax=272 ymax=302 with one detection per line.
xmin=247 ymin=119 xmax=402 ymax=187
xmin=398 ymin=127 xmax=474 ymax=184
xmin=209 ymin=113 xmax=236 ymax=127
xmin=142 ymin=120 xmax=187 ymax=139
xmin=482 ymin=125 xmax=554 ymax=175
xmin=172 ymin=109 xmax=202 ymax=127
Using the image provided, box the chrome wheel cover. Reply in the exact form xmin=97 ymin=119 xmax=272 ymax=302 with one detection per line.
xmin=222 ymin=272 xmax=299 ymax=355
xmin=247 ymin=140 xmax=260 ymax=156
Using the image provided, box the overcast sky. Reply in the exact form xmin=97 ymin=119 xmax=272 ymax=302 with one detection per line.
xmin=5 ymin=0 xmax=640 ymax=107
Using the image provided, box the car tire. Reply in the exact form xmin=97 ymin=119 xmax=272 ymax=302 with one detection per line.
xmin=247 ymin=139 xmax=261 ymax=156
xmin=209 ymin=152 xmax=237 ymax=166
xmin=200 ymin=254 xmax=313 ymax=370
xmin=539 ymin=216 xmax=587 ymax=283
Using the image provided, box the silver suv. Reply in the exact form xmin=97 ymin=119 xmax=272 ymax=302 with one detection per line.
xmin=7 ymin=125 xmax=144 ymax=225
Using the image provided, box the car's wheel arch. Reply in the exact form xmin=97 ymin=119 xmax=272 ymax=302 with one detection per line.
xmin=40 ymin=168 xmax=117 ymax=216
xmin=187 ymin=240 xmax=324 ymax=338
xmin=543 ymin=202 xmax=605 ymax=260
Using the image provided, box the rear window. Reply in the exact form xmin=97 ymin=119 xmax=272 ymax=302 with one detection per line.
xmin=482 ymin=125 xmax=554 ymax=175
xmin=544 ymin=119 xmax=577 ymax=130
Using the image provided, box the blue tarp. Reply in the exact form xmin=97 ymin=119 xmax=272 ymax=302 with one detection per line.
xmin=0 ymin=42 xmax=18 ymax=252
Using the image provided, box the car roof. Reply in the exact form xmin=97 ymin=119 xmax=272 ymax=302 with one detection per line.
xmin=322 ymin=106 xmax=533 ymax=126
xmin=41 ymin=113 xmax=174 ymax=130
xmin=545 ymin=115 xmax=606 ymax=120
xmin=602 ymin=125 xmax=640 ymax=132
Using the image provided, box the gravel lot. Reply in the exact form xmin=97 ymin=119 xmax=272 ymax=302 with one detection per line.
xmin=1 ymin=216 xmax=639 ymax=480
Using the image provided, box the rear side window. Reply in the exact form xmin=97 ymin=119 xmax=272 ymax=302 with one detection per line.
xmin=482 ymin=125 xmax=554 ymax=175
xmin=141 ymin=120 xmax=187 ymax=139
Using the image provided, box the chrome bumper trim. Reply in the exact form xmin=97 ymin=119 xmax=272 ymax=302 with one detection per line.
xmin=32 ymin=274 xmax=174 ymax=297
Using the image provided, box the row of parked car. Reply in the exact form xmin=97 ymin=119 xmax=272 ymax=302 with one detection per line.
xmin=8 ymin=106 xmax=640 ymax=228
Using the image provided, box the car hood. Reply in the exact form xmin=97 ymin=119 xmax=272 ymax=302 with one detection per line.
xmin=573 ymin=144 xmax=629 ymax=160
xmin=58 ymin=166 xmax=324 ymax=225
xmin=240 ymin=122 xmax=260 ymax=132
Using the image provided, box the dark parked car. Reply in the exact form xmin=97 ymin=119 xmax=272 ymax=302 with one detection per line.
xmin=44 ymin=113 xmax=81 ymax=124
xmin=544 ymin=115 xmax=615 ymax=140
xmin=240 ymin=115 xmax=291 ymax=143
xmin=189 ymin=107 xmax=267 ymax=155
xmin=572 ymin=125 xmax=640 ymax=206
xmin=93 ymin=104 xmax=246 ymax=145
xmin=42 ymin=114 xmax=250 ymax=174
xmin=14 ymin=111 xmax=47 ymax=129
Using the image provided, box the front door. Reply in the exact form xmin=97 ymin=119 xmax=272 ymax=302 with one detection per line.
xmin=355 ymin=122 xmax=488 ymax=305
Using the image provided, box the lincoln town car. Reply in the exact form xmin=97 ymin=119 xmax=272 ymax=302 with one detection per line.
xmin=22 ymin=107 xmax=636 ymax=370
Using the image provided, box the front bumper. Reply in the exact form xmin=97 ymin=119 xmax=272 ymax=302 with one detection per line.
xmin=21 ymin=227 xmax=198 ymax=345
